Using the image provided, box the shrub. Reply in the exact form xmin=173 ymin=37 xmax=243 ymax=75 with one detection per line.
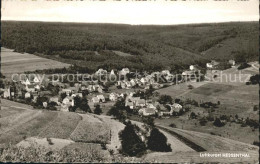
xmin=238 ymin=63 xmax=250 ymax=70
xmin=169 ymin=123 xmax=177 ymax=128
xmin=187 ymin=85 xmax=194 ymax=89
xmin=190 ymin=112 xmax=197 ymax=119
xmin=253 ymin=141 xmax=259 ymax=146
xmin=158 ymin=95 xmax=173 ymax=105
xmin=94 ymin=105 xmax=102 ymax=115
xmin=253 ymin=105 xmax=259 ymax=111
xmin=213 ymin=118 xmax=225 ymax=127
xmin=199 ymin=117 xmax=208 ymax=126
xmin=147 ymin=128 xmax=172 ymax=152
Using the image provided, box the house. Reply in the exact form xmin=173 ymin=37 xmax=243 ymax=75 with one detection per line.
xmin=125 ymin=81 xmax=132 ymax=89
xmin=161 ymin=70 xmax=170 ymax=75
xmin=190 ymin=65 xmax=198 ymax=71
xmin=182 ymin=71 xmax=194 ymax=76
xmin=34 ymin=84 xmax=41 ymax=90
xmin=206 ymin=60 xmax=219 ymax=69
xmin=25 ymin=92 xmax=31 ymax=98
xmin=49 ymin=96 xmax=60 ymax=105
xmin=62 ymin=96 xmax=74 ymax=107
xmin=109 ymin=93 xmax=118 ymax=101
xmin=170 ymin=103 xmax=183 ymax=113
xmin=130 ymin=79 xmax=136 ymax=86
xmin=95 ymin=68 xmax=107 ymax=75
xmin=3 ymin=88 xmax=10 ymax=98
xmin=151 ymin=72 xmax=161 ymax=77
xmin=97 ymin=95 xmax=106 ymax=103
xmin=120 ymin=68 xmax=130 ymax=75
xmin=62 ymin=88 xmax=73 ymax=95
xmin=120 ymin=82 xmax=127 ymax=89
xmin=71 ymin=93 xmax=83 ymax=98
xmin=147 ymin=103 xmax=157 ymax=110
xmin=138 ymin=108 xmax=156 ymax=116
xmin=97 ymin=87 xmax=103 ymax=93
xmin=229 ymin=60 xmax=236 ymax=66
xmin=32 ymin=93 xmax=38 ymax=103
xmin=140 ymin=78 xmax=148 ymax=84
xmin=110 ymin=69 xmax=116 ymax=76
xmin=26 ymin=84 xmax=36 ymax=92
xmin=43 ymin=102 xmax=48 ymax=108
xmin=125 ymin=101 xmax=134 ymax=109
xmin=136 ymin=99 xmax=146 ymax=108
xmin=92 ymin=97 xmax=100 ymax=104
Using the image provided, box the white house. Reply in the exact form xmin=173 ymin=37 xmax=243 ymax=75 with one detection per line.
xmin=206 ymin=63 xmax=213 ymax=69
xmin=25 ymin=92 xmax=31 ymax=98
xmin=190 ymin=65 xmax=195 ymax=71
xmin=120 ymin=68 xmax=130 ymax=75
xmin=110 ymin=69 xmax=116 ymax=75
xmin=109 ymin=93 xmax=118 ymax=101
xmin=92 ymin=97 xmax=100 ymax=104
xmin=161 ymin=70 xmax=170 ymax=75
xmin=43 ymin=102 xmax=48 ymax=108
xmin=3 ymin=88 xmax=10 ymax=98
xmin=95 ymin=68 xmax=107 ymax=75
xmin=138 ymin=108 xmax=156 ymax=116
xmin=125 ymin=81 xmax=132 ymax=89
xmin=50 ymin=96 xmax=60 ymax=105
xmin=130 ymin=79 xmax=136 ymax=87
xmin=34 ymin=84 xmax=41 ymax=90
xmin=97 ymin=95 xmax=106 ymax=103
xmin=171 ymin=103 xmax=183 ymax=113
xmin=229 ymin=60 xmax=236 ymax=66
xmin=62 ymin=96 xmax=74 ymax=107
xmin=62 ymin=88 xmax=73 ymax=95
xmin=206 ymin=60 xmax=219 ymax=69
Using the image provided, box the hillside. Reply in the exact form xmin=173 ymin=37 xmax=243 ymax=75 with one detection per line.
xmin=1 ymin=21 xmax=258 ymax=72
xmin=0 ymin=99 xmax=258 ymax=162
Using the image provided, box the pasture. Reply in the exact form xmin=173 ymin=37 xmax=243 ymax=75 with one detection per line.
xmin=1 ymin=47 xmax=70 ymax=79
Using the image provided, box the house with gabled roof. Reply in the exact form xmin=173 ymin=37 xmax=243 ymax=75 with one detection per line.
xmin=109 ymin=92 xmax=119 ymax=101
xmin=138 ymin=108 xmax=157 ymax=116
xmin=120 ymin=68 xmax=130 ymax=75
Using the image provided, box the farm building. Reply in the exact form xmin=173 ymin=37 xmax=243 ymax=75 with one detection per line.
xmin=139 ymin=108 xmax=157 ymax=116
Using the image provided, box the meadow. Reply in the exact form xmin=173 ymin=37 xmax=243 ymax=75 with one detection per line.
xmin=1 ymin=47 xmax=70 ymax=79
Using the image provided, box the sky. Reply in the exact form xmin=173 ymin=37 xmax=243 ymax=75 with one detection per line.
xmin=1 ymin=0 xmax=259 ymax=25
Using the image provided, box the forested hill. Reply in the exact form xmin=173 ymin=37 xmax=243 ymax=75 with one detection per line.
xmin=1 ymin=21 xmax=258 ymax=73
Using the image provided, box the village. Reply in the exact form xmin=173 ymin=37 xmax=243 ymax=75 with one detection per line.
xmin=0 ymin=59 xmax=237 ymax=117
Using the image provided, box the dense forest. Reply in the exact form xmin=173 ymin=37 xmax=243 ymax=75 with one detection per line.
xmin=1 ymin=21 xmax=258 ymax=73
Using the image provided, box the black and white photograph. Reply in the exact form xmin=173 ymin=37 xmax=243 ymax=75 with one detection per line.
xmin=0 ymin=0 xmax=259 ymax=163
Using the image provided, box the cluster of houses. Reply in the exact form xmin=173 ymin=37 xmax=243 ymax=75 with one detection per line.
xmin=1 ymin=65 xmax=209 ymax=115
xmin=206 ymin=59 xmax=236 ymax=69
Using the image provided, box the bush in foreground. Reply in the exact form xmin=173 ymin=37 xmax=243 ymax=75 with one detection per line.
xmin=147 ymin=128 xmax=172 ymax=152
xmin=119 ymin=121 xmax=146 ymax=157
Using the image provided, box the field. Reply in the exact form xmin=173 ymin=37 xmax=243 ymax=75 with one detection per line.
xmin=38 ymin=112 xmax=82 ymax=139
xmin=0 ymin=99 xmax=122 ymax=155
xmin=155 ymin=64 xmax=259 ymax=144
xmin=1 ymin=47 xmax=70 ymax=79
xmin=70 ymin=114 xmax=111 ymax=144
